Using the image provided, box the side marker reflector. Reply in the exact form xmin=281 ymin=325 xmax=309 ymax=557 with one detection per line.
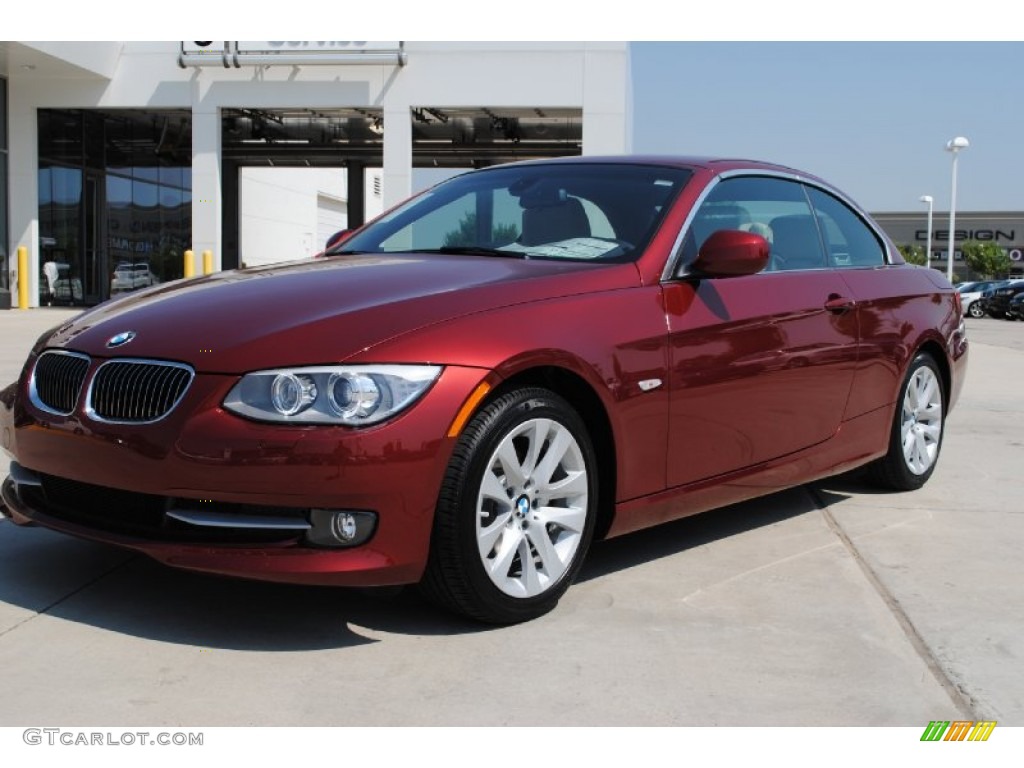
xmin=447 ymin=381 xmax=492 ymax=438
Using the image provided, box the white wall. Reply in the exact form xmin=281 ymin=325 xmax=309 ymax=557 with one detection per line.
xmin=317 ymin=195 xmax=348 ymax=251
xmin=238 ymin=167 xmax=386 ymax=267
xmin=239 ymin=168 xmax=347 ymax=266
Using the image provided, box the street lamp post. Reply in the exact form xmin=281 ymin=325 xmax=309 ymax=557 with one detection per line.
xmin=919 ymin=195 xmax=933 ymax=270
xmin=945 ymin=136 xmax=969 ymax=283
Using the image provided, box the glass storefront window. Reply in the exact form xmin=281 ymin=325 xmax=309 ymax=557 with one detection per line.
xmin=38 ymin=108 xmax=192 ymax=305
xmin=38 ymin=110 xmax=83 ymax=166
xmin=133 ymin=167 xmax=160 ymax=183
xmin=1 ymin=77 xmax=8 ymax=294
xmin=0 ymin=76 xmax=7 ymax=148
xmin=38 ymin=166 xmax=84 ymax=304
xmin=159 ymin=166 xmax=184 ymax=188
xmin=1 ymin=152 xmax=7 ymax=295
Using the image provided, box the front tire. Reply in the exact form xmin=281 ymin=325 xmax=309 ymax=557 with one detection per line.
xmin=420 ymin=388 xmax=597 ymax=624
xmin=967 ymin=301 xmax=985 ymax=318
xmin=866 ymin=353 xmax=945 ymax=491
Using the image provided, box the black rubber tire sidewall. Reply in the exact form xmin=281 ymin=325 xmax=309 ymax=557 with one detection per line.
xmin=421 ymin=387 xmax=598 ymax=624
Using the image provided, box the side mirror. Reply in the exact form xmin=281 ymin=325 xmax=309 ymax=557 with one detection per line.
xmin=314 ymin=229 xmax=354 ymax=259
xmin=690 ymin=230 xmax=770 ymax=278
xmin=325 ymin=229 xmax=353 ymax=250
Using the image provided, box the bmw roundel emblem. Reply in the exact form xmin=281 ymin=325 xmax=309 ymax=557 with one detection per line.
xmin=106 ymin=331 xmax=137 ymax=348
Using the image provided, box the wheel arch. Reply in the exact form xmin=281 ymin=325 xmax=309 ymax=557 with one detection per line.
xmin=484 ymin=366 xmax=618 ymax=541
xmin=915 ymin=339 xmax=952 ymax=410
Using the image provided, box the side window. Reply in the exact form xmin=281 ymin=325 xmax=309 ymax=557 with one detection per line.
xmin=680 ymin=176 xmax=827 ymax=273
xmin=806 ymin=186 xmax=886 ymax=267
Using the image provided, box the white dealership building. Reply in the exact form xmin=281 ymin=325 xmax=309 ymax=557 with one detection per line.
xmin=0 ymin=41 xmax=631 ymax=307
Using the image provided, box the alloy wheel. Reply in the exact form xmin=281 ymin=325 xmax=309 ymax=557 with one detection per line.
xmin=474 ymin=417 xmax=589 ymax=598
xmin=900 ymin=366 xmax=943 ymax=475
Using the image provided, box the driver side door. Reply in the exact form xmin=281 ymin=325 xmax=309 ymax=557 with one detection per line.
xmin=664 ymin=175 xmax=860 ymax=487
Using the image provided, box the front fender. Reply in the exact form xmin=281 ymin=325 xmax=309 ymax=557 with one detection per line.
xmin=348 ymin=285 xmax=671 ymax=502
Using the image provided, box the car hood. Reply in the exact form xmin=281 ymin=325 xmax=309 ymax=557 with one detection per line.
xmin=42 ymin=254 xmax=638 ymax=373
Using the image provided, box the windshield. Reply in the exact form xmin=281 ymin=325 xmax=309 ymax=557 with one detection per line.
xmin=333 ymin=163 xmax=692 ymax=262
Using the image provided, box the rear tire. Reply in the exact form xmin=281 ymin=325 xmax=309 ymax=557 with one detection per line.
xmin=866 ymin=353 xmax=945 ymax=491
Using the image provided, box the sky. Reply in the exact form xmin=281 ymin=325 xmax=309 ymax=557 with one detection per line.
xmin=629 ymin=42 xmax=1023 ymax=213
xmin=14 ymin=4 xmax=1023 ymax=215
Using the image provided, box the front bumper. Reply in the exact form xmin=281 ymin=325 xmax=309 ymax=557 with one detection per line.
xmin=0 ymin=364 xmax=490 ymax=586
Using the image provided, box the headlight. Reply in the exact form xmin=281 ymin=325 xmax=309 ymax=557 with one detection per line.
xmin=223 ymin=365 xmax=442 ymax=426
xmin=326 ymin=372 xmax=380 ymax=419
xmin=271 ymin=373 xmax=318 ymax=416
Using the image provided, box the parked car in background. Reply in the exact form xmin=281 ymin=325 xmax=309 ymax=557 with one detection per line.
xmin=957 ymin=279 xmax=1011 ymax=318
xmin=1 ymin=156 xmax=969 ymax=623
xmin=1007 ymin=291 xmax=1024 ymax=320
xmin=958 ymin=283 xmax=989 ymax=318
xmin=110 ymin=262 xmax=158 ymax=294
xmin=985 ymin=280 xmax=1024 ymax=319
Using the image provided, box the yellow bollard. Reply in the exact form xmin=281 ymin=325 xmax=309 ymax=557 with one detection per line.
xmin=183 ymin=249 xmax=195 ymax=278
xmin=17 ymin=246 xmax=29 ymax=309
xmin=202 ymin=250 xmax=213 ymax=275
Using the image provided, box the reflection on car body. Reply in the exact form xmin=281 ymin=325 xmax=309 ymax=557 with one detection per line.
xmin=0 ymin=156 xmax=968 ymax=623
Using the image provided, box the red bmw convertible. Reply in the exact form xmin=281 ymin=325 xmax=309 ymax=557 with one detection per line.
xmin=1 ymin=157 xmax=968 ymax=623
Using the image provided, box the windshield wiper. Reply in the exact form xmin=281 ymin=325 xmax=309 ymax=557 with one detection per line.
xmin=422 ymin=246 xmax=529 ymax=259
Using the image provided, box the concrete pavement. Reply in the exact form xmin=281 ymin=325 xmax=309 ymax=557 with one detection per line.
xmin=0 ymin=308 xmax=1020 ymax=725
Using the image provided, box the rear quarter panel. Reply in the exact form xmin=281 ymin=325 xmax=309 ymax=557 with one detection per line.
xmin=838 ymin=264 xmax=965 ymax=417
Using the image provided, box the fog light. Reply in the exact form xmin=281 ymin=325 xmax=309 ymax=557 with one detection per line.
xmin=306 ymin=509 xmax=377 ymax=548
xmin=338 ymin=513 xmax=357 ymax=541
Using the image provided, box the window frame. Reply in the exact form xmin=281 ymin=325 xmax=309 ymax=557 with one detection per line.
xmin=662 ymin=169 xmax=895 ymax=281
xmin=337 ymin=162 xmax=692 ymax=263
xmin=805 ymin=185 xmax=888 ymax=269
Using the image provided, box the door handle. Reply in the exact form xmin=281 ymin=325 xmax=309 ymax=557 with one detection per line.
xmin=824 ymin=294 xmax=855 ymax=313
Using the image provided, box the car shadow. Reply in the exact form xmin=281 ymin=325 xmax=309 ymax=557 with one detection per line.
xmin=0 ymin=483 xmax=845 ymax=650
xmin=579 ymin=485 xmax=822 ymax=582
xmin=809 ymin=469 xmax=898 ymax=499
xmin=0 ymin=526 xmax=488 ymax=650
